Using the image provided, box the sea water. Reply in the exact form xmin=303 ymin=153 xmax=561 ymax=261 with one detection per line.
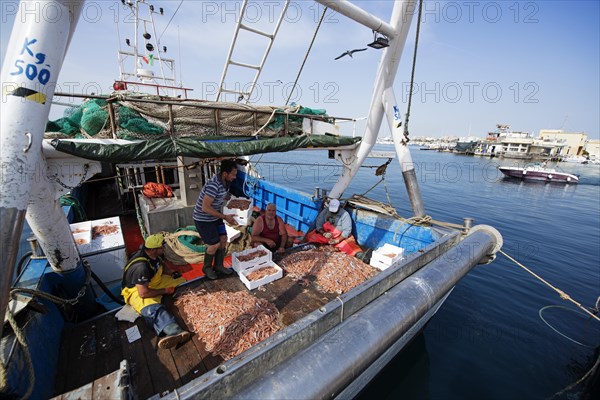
xmin=255 ymin=146 xmax=600 ymax=399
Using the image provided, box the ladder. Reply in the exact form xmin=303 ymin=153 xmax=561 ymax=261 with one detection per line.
xmin=216 ymin=0 xmax=290 ymax=103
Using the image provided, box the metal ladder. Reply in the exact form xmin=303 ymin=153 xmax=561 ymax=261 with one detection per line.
xmin=216 ymin=0 xmax=290 ymax=103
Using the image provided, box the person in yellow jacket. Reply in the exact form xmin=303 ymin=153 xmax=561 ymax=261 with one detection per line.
xmin=121 ymin=234 xmax=190 ymax=349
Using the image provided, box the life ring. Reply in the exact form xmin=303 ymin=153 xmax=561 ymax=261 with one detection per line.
xmin=547 ymin=174 xmax=553 ymax=180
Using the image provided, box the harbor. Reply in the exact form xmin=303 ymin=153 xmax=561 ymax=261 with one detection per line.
xmin=402 ymin=125 xmax=599 ymax=164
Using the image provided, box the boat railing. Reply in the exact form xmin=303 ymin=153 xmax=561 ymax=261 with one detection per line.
xmin=112 ymin=79 xmax=194 ymax=99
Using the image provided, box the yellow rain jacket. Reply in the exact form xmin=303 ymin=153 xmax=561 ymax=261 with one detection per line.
xmin=121 ymin=255 xmax=186 ymax=314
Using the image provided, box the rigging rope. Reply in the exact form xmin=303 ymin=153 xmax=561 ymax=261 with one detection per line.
xmin=403 ymin=0 xmax=424 ymax=144
xmin=158 ymin=0 xmax=185 ymax=42
xmin=285 ymin=6 xmax=328 ymax=105
xmin=499 ymin=249 xmax=600 ymax=322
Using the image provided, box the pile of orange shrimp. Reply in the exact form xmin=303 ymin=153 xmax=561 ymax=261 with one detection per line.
xmin=92 ymin=224 xmax=119 ymax=239
xmin=245 ymin=266 xmax=279 ymax=281
xmin=227 ymin=199 xmax=251 ymax=210
xmin=236 ymin=249 xmax=268 ymax=262
xmin=279 ymin=247 xmax=378 ymax=294
xmin=175 ymin=290 xmax=281 ymax=360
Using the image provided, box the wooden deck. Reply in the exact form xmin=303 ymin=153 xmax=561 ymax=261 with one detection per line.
xmin=53 ymin=270 xmax=337 ymax=399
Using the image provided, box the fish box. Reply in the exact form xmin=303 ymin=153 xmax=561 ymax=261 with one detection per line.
xmin=232 ymin=245 xmax=271 ymax=273
xmin=223 ymin=196 xmax=253 ymax=226
xmin=238 ymin=261 xmax=283 ymax=290
xmin=70 ymin=221 xmax=92 ymax=246
xmin=370 ymin=243 xmax=404 ymax=271
xmin=225 ymin=224 xmax=241 ymax=242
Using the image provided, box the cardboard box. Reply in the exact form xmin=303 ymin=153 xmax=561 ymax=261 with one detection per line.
xmin=223 ymin=196 xmax=253 ymax=226
xmin=238 ymin=261 xmax=283 ymax=290
xmin=370 ymin=243 xmax=404 ymax=271
xmin=232 ymin=245 xmax=271 ymax=273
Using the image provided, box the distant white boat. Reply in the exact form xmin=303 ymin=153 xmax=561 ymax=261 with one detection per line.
xmin=562 ymin=155 xmax=588 ymax=164
xmin=376 ymin=136 xmax=394 ymax=145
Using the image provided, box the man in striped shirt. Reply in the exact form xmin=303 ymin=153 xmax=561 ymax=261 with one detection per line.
xmin=193 ymin=159 xmax=238 ymax=279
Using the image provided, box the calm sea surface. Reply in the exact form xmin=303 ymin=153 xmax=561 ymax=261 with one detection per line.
xmin=255 ymin=145 xmax=600 ymax=400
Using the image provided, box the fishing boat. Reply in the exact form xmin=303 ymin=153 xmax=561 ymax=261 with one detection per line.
xmin=498 ymin=164 xmax=579 ymax=183
xmin=0 ymin=1 xmax=503 ymax=399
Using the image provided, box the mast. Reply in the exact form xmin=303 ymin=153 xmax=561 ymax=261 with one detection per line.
xmin=318 ymin=0 xmax=426 ymax=217
xmin=0 ymin=0 xmax=85 ymax=338
xmin=115 ymin=0 xmax=191 ymax=97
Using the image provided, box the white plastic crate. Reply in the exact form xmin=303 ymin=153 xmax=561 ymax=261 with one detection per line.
xmin=223 ymin=196 xmax=253 ymax=226
xmin=225 ymin=224 xmax=241 ymax=242
xmin=238 ymin=261 xmax=283 ymax=290
xmin=70 ymin=221 xmax=92 ymax=246
xmin=232 ymin=245 xmax=271 ymax=273
xmin=370 ymin=243 xmax=404 ymax=271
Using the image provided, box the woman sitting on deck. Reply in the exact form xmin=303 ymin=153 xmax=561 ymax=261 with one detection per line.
xmin=250 ymin=203 xmax=288 ymax=253
xmin=305 ymin=199 xmax=361 ymax=257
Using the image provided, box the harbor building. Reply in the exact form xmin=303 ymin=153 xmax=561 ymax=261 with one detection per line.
xmin=586 ymin=140 xmax=600 ymax=162
xmin=538 ymin=130 xmax=588 ymax=157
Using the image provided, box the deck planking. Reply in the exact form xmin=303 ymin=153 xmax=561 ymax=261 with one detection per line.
xmin=54 ymin=270 xmax=335 ymax=398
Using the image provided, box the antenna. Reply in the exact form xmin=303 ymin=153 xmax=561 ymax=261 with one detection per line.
xmin=559 ymin=115 xmax=569 ymax=130
xmin=178 ymin=25 xmax=183 ymax=87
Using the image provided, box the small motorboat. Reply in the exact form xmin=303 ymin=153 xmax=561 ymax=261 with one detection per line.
xmin=498 ymin=164 xmax=579 ymax=183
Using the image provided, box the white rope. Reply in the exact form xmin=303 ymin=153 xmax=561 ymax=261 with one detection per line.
xmin=500 ymin=250 xmax=600 ymax=322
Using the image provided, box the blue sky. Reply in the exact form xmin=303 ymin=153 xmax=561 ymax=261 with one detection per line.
xmin=1 ymin=1 xmax=599 ymax=139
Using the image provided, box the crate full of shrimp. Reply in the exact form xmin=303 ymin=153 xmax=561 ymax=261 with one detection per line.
xmin=232 ymin=245 xmax=271 ymax=273
xmin=70 ymin=221 xmax=92 ymax=247
xmin=369 ymin=243 xmax=404 ymax=271
xmin=238 ymin=261 xmax=283 ymax=290
xmin=223 ymin=195 xmax=253 ymax=226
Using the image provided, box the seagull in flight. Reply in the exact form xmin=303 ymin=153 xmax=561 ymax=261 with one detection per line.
xmin=335 ymin=48 xmax=367 ymax=60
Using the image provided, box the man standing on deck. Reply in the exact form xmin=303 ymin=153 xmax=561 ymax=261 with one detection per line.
xmin=193 ymin=159 xmax=237 ymax=279
xmin=121 ymin=234 xmax=190 ymax=349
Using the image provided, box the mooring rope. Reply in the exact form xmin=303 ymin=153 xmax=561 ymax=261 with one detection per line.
xmin=0 ymin=260 xmax=92 ymax=399
xmin=499 ymin=249 xmax=600 ymax=322
xmin=0 ymin=309 xmax=35 ymax=400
